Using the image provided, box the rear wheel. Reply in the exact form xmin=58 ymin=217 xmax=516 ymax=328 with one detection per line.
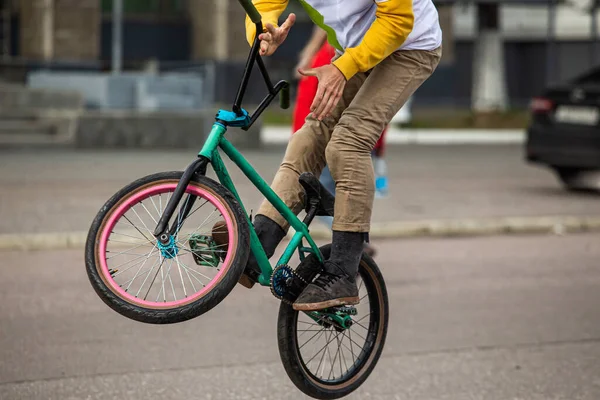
xmin=277 ymin=245 xmax=389 ymax=399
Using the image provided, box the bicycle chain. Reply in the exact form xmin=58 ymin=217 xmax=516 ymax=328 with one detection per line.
xmin=270 ymin=265 xmax=308 ymax=305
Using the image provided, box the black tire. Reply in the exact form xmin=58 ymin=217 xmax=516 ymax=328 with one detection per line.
xmin=553 ymin=167 xmax=600 ymax=192
xmin=277 ymin=244 xmax=389 ymax=400
xmin=85 ymin=171 xmax=250 ymax=324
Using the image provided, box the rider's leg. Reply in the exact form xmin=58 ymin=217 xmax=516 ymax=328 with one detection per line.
xmin=212 ymin=215 xmax=286 ymax=288
xmin=317 ymin=165 xmax=335 ymax=230
xmin=318 ymin=165 xmax=377 ymax=257
xmin=254 ymin=70 xmax=367 ymax=230
xmin=293 ymin=47 xmax=441 ymax=310
xmin=212 ymin=72 xmax=368 ymax=288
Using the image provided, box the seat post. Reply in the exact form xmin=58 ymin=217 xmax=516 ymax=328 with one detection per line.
xmin=302 ymin=198 xmax=320 ymax=227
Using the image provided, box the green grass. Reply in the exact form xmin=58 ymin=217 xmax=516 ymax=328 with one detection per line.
xmin=261 ymin=108 xmax=531 ymax=129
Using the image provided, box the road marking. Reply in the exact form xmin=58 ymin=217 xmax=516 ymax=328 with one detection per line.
xmin=2 ymin=215 xmax=599 ymax=251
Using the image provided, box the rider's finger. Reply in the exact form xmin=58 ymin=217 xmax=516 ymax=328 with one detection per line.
xmin=260 ymin=41 xmax=269 ymax=55
xmin=298 ymin=68 xmax=317 ymax=77
xmin=281 ymin=13 xmax=296 ymax=31
xmin=315 ymin=87 xmax=334 ymax=120
xmin=265 ymin=23 xmax=278 ymax=36
xmin=258 ymin=32 xmax=272 ymax=42
xmin=310 ymin=86 xmax=325 ymax=114
xmin=319 ymin=91 xmax=341 ymax=121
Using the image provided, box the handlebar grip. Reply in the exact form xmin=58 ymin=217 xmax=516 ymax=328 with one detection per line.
xmin=238 ymin=0 xmax=262 ymax=24
xmin=280 ymin=84 xmax=290 ymax=109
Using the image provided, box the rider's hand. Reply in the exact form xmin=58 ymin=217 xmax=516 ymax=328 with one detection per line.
xmin=299 ymin=64 xmax=346 ymax=121
xmin=259 ymin=14 xmax=296 ymax=56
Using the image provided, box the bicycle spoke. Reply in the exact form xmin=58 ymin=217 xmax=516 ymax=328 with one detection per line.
xmin=178 ymin=262 xmax=211 ymax=284
xmin=143 ymin=256 xmax=167 ymax=301
xmin=135 ymin=255 xmax=162 ymax=298
xmin=122 ymin=214 xmax=153 ymax=243
xmin=131 ymin=207 xmax=155 ymax=240
xmin=175 ymin=253 xmax=188 ymax=298
xmin=338 ymin=333 xmax=349 ymax=374
xmin=111 ymin=230 xmax=151 ymax=243
xmin=348 ymin=324 xmax=367 ymax=342
xmin=107 ymin=250 xmax=150 ymax=259
xmin=124 ymin=246 xmax=157 ymax=291
xmin=155 ymin=258 xmax=175 ymax=302
xmin=108 ymin=238 xmax=154 ymax=248
xmin=354 ymin=312 xmax=372 ymax=325
xmin=179 ymin=208 xmax=220 ymax=242
xmin=172 ymin=194 xmax=193 ymax=237
xmin=140 ymin=201 xmax=158 ymax=225
xmin=325 ymin=332 xmax=336 ymax=379
xmin=111 ymin=254 xmax=155 ymax=278
xmin=156 ymin=254 xmax=167 ymax=303
xmin=306 ymin=329 xmax=342 ymax=367
xmin=299 ymin=327 xmax=327 ymax=351
xmin=150 ymin=196 xmax=161 ymax=221
xmin=178 ymin=255 xmax=198 ymax=293
xmin=329 ymin=333 xmax=343 ymax=380
xmin=315 ymin=330 xmax=332 ymax=378
xmin=344 ymin=330 xmax=366 ymax=354
xmin=167 ymin=260 xmax=177 ymax=300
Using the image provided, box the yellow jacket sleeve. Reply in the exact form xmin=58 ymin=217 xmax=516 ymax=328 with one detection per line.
xmin=244 ymin=0 xmax=289 ymax=46
xmin=333 ymin=0 xmax=414 ymax=80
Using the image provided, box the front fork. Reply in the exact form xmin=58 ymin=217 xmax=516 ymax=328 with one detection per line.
xmin=152 ymin=156 xmax=209 ymax=245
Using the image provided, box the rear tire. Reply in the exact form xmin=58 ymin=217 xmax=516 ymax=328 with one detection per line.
xmin=277 ymin=244 xmax=389 ymax=399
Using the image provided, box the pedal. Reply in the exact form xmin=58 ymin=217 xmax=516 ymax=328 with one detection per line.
xmin=189 ymin=234 xmax=220 ymax=268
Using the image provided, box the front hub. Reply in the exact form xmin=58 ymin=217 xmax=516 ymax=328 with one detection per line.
xmin=157 ymin=235 xmax=179 ymax=259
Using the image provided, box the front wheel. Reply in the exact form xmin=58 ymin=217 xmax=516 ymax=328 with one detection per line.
xmin=85 ymin=171 xmax=250 ymax=324
xmin=277 ymin=245 xmax=389 ymax=399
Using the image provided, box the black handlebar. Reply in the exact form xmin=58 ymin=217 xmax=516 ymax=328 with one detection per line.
xmin=228 ymin=0 xmax=290 ymax=129
xmin=280 ymin=84 xmax=290 ymax=109
xmin=238 ymin=0 xmax=262 ymax=24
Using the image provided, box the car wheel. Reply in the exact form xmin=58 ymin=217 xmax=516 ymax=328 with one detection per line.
xmin=553 ymin=167 xmax=600 ymax=192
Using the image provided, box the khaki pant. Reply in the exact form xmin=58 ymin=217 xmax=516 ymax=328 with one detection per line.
xmin=259 ymin=47 xmax=442 ymax=232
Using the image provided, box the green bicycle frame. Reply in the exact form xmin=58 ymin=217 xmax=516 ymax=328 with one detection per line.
xmin=152 ymin=1 xmax=322 ymax=287
xmin=200 ymin=123 xmax=323 ymax=286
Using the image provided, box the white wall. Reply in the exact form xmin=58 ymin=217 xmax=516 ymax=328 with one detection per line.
xmin=453 ymin=3 xmax=600 ymax=40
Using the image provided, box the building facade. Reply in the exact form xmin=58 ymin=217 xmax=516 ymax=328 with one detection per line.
xmin=1 ymin=0 xmax=599 ymax=107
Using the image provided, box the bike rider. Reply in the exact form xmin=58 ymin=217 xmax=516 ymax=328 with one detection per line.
xmin=216 ymin=0 xmax=442 ymax=311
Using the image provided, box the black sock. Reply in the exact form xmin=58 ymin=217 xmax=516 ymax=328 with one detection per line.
xmin=326 ymin=230 xmax=365 ymax=278
xmin=247 ymin=214 xmax=286 ymax=265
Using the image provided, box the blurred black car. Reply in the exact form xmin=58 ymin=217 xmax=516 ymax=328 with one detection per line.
xmin=526 ymin=66 xmax=600 ymax=191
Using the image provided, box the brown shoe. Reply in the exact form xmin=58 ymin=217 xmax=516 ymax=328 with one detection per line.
xmin=211 ymin=220 xmax=258 ymax=289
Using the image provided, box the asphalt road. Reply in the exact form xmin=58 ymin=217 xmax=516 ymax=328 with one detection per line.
xmin=1 ymin=233 xmax=599 ymax=399
xmin=1 ymin=145 xmax=600 ymax=235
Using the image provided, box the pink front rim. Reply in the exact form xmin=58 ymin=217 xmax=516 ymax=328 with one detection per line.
xmin=97 ymin=182 xmax=235 ymax=308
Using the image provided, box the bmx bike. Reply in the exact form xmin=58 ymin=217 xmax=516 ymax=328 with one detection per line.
xmin=85 ymin=2 xmax=388 ymax=398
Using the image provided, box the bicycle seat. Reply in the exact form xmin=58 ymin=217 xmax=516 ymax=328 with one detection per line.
xmin=298 ymin=172 xmax=335 ymax=217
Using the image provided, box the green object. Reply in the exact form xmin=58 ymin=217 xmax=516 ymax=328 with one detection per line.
xmin=198 ymin=115 xmax=324 ymax=286
xmin=307 ymin=308 xmax=356 ymax=330
xmin=188 ymin=234 xmax=220 ymax=268
xmin=296 ymin=0 xmax=343 ymax=52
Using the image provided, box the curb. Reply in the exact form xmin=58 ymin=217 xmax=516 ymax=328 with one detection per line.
xmin=1 ymin=215 xmax=600 ymax=252
xmin=261 ymin=126 xmax=526 ymax=145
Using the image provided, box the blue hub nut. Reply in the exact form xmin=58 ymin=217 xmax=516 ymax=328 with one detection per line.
xmin=157 ymin=235 xmax=179 ymax=259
